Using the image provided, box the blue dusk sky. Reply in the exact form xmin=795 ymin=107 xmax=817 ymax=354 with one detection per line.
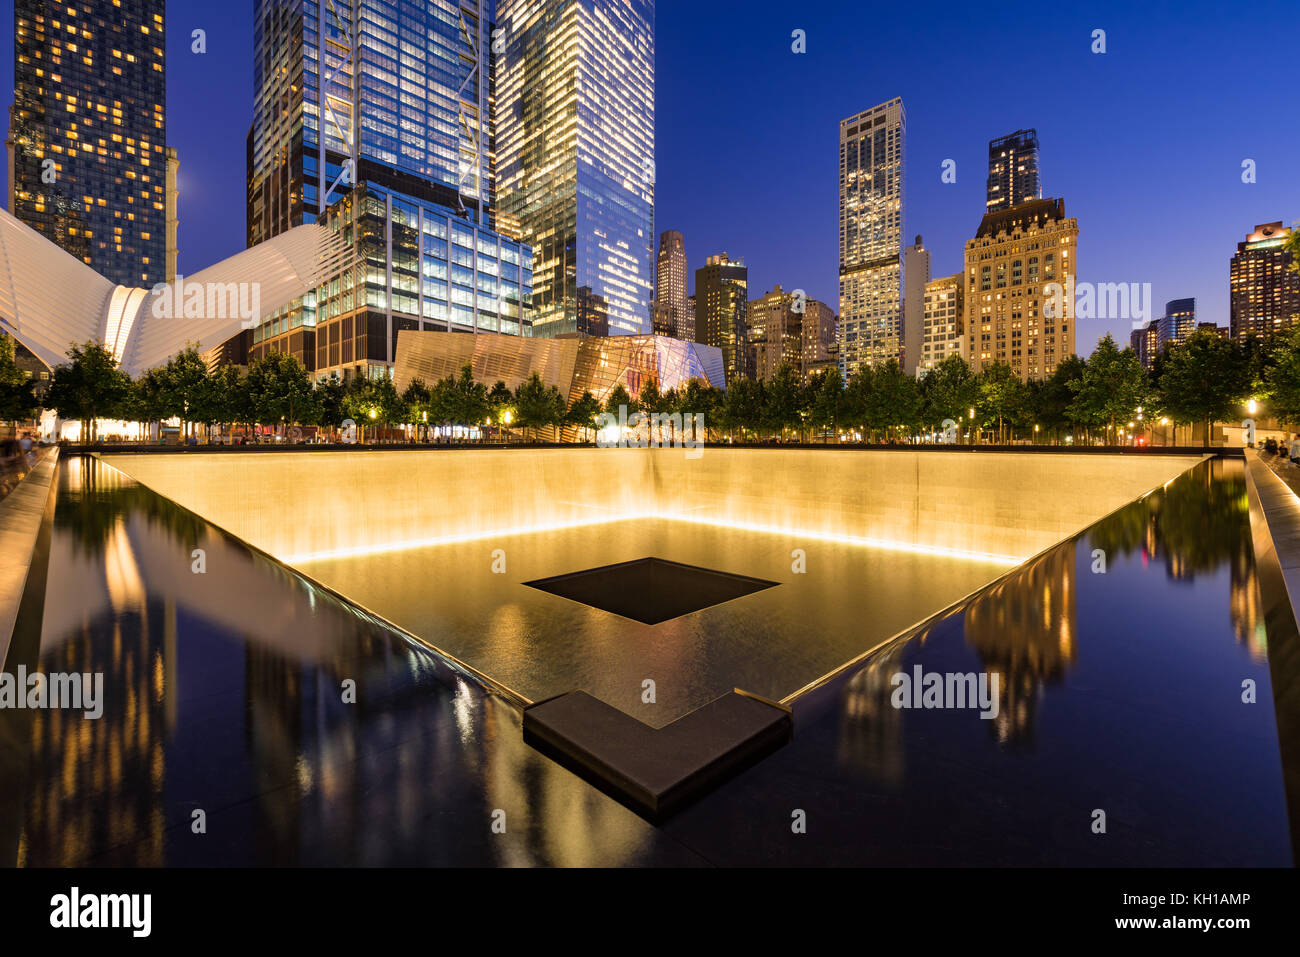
xmin=2 ymin=0 xmax=1297 ymax=354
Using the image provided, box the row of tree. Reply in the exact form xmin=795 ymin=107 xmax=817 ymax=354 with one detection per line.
xmin=7 ymin=321 xmax=1300 ymax=446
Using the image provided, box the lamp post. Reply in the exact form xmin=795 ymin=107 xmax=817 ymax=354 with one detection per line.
xmin=968 ymin=407 xmax=976 ymax=446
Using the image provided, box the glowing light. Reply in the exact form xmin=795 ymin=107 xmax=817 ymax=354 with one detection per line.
xmin=283 ymin=512 xmax=1026 ymax=567
xmin=1247 ymin=398 xmax=1258 ymax=415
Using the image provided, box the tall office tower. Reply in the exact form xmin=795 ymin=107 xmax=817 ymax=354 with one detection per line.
xmin=685 ymin=295 xmax=696 ymax=341
xmin=964 ymin=197 xmax=1078 ymax=381
xmin=1230 ymin=222 xmax=1300 ymax=340
xmin=748 ymin=285 xmax=836 ymax=384
xmin=496 ymin=0 xmax=655 ymax=338
xmin=9 ymin=0 xmax=172 ymax=289
xmin=918 ymin=274 xmax=964 ymax=375
xmin=695 ymin=253 xmax=748 ymax=384
xmin=902 ymin=234 xmax=930 ymax=374
xmin=1130 ymin=320 xmax=1159 ymax=371
xmin=1156 ymin=298 xmax=1196 ymax=348
xmin=838 ymin=98 xmax=905 ymax=379
xmin=985 ymin=129 xmax=1041 ymax=213
xmin=656 ymin=229 xmax=688 ymax=339
xmin=246 ymin=0 xmax=517 ymax=374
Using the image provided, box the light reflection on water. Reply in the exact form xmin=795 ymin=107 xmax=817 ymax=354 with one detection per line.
xmin=5 ymin=457 xmax=677 ymax=867
xmin=3 ymin=454 xmax=1290 ymax=867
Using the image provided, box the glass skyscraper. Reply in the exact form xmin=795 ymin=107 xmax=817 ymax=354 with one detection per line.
xmin=246 ymin=0 xmax=524 ymax=375
xmin=9 ymin=0 xmax=172 ymax=288
xmin=496 ymin=0 xmax=654 ymax=338
xmin=838 ymin=97 xmax=905 ymax=378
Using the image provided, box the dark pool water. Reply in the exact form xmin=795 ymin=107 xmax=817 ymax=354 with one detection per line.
xmin=1 ymin=454 xmax=1292 ymax=865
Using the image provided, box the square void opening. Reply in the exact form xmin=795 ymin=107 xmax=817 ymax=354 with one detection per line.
xmin=523 ymin=557 xmax=780 ymax=625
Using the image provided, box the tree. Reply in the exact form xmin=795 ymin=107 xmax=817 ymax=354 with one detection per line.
xmin=452 ymin=364 xmax=489 ymax=434
xmin=1157 ymin=329 xmax=1249 ymax=447
xmin=566 ymin=390 xmax=602 ymax=441
xmin=1265 ymin=324 xmax=1300 ymax=427
xmin=1070 ymin=335 xmax=1151 ymax=444
xmin=808 ymin=367 xmax=844 ymax=442
xmin=162 ymin=346 xmax=210 ymax=439
xmin=978 ymin=361 xmax=1028 ymax=444
xmin=603 ymin=383 xmax=635 ymax=415
xmin=47 ymin=341 xmax=131 ymax=442
xmin=763 ymin=363 xmax=805 ymax=440
xmin=719 ymin=377 xmax=765 ymax=440
xmin=0 ymin=335 xmax=38 ymax=425
xmin=245 ymin=351 xmax=315 ymax=438
xmin=866 ymin=359 xmax=921 ymax=441
xmin=920 ymin=354 xmax=980 ymax=441
xmin=1032 ymin=355 xmax=1086 ymax=443
xmin=515 ymin=372 xmax=563 ymax=441
xmin=638 ymin=379 xmax=664 ymax=415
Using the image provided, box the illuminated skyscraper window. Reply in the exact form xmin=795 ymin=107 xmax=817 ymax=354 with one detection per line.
xmin=9 ymin=0 xmax=172 ymax=288
xmin=838 ymin=97 xmax=905 ymax=377
xmin=496 ymin=0 xmax=655 ymax=338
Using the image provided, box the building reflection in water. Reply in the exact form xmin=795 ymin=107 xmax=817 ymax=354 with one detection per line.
xmin=14 ymin=457 xmax=656 ymax=867
xmin=837 ymin=457 xmax=1266 ymax=771
xmin=963 ymin=545 xmax=1076 ymax=747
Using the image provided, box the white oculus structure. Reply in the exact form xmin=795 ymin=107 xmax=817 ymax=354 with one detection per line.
xmin=0 ymin=205 xmax=353 ymax=376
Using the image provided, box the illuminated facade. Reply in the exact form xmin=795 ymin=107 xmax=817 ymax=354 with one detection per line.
xmin=1230 ymin=222 xmax=1299 ymax=340
xmin=1130 ymin=319 xmax=1159 ymax=371
xmin=496 ymin=0 xmax=655 ymax=338
xmin=1156 ymin=297 xmax=1196 ymax=347
xmin=246 ymin=0 xmax=512 ymax=369
xmin=655 ymin=230 xmax=689 ymax=340
xmin=918 ymin=273 xmax=964 ymax=375
xmin=839 ymin=98 xmax=905 ymax=378
xmin=963 ymin=197 xmax=1078 ymax=381
xmin=392 ymin=329 xmax=723 ymax=407
xmin=748 ymin=285 xmax=836 ymax=384
xmin=8 ymin=0 xmax=173 ymax=288
xmin=695 ymin=253 xmax=748 ymax=384
xmin=985 ymin=129 xmax=1041 ymax=214
xmin=307 ymin=181 xmax=533 ymax=382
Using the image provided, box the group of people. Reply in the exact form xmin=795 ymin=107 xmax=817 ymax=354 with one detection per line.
xmin=1 ymin=433 xmax=37 ymax=489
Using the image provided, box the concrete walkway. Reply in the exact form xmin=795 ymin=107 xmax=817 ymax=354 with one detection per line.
xmin=0 ymin=449 xmax=58 ymax=669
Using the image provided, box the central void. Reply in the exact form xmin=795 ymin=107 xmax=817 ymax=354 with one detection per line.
xmin=297 ymin=518 xmax=1009 ymax=727
xmin=524 ymin=557 xmax=780 ymax=624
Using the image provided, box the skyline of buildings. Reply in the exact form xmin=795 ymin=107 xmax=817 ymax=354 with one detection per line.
xmin=0 ymin=3 xmax=1295 ymax=393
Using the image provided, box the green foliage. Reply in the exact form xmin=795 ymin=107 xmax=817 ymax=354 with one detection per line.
xmin=1266 ymin=324 xmax=1300 ymax=426
xmin=1158 ymin=328 xmax=1250 ymax=445
xmin=1068 ymin=335 xmax=1151 ymax=441
xmin=245 ymin=351 xmax=316 ymax=430
xmin=0 ymin=335 xmax=38 ymax=424
xmin=514 ymin=372 xmax=566 ymax=439
xmin=47 ymin=340 xmax=131 ymax=441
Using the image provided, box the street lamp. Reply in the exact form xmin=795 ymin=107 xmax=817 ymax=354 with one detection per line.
xmin=1247 ymin=398 xmax=1258 ymax=416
